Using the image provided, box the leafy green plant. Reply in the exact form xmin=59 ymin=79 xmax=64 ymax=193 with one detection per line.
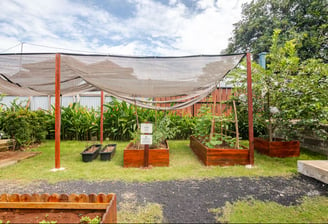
xmin=103 ymin=98 xmax=194 ymax=141
xmin=103 ymin=99 xmax=138 ymax=141
xmin=228 ymin=29 xmax=328 ymax=141
xmin=0 ymin=220 xmax=10 ymax=224
xmin=193 ymin=102 xmax=239 ymax=148
xmin=60 ymin=103 xmax=99 ymax=140
xmin=0 ymin=100 xmax=49 ymax=149
xmin=39 ymin=221 xmax=57 ymax=224
xmin=80 ymin=216 xmax=101 ymax=224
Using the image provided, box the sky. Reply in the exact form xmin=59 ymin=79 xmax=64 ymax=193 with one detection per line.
xmin=0 ymin=0 xmax=251 ymax=56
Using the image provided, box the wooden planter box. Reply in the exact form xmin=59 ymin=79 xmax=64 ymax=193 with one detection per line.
xmin=81 ymin=144 xmax=102 ymax=162
xmin=100 ymin=144 xmax=116 ymax=161
xmin=254 ymin=137 xmax=300 ymax=157
xmin=0 ymin=193 xmax=117 ymax=223
xmin=123 ymin=141 xmax=169 ymax=168
xmin=189 ymin=136 xmax=250 ymax=166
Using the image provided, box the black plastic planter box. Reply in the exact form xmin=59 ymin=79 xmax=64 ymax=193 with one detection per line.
xmin=81 ymin=144 xmax=102 ymax=162
xmin=100 ymin=144 xmax=116 ymax=161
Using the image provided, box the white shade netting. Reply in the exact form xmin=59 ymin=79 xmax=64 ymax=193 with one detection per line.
xmin=0 ymin=53 xmax=245 ymax=110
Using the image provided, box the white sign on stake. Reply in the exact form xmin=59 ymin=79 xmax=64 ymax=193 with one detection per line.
xmin=141 ymin=135 xmax=152 ymax=145
xmin=141 ymin=123 xmax=153 ymax=134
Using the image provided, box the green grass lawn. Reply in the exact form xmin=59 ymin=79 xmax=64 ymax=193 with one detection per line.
xmin=0 ymin=140 xmax=325 ymax=183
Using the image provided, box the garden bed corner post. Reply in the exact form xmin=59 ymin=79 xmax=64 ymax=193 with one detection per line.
xmin=247 ymin=52 xmax=254 ymax=165
xmin=55 ymin=53 xmax=61 ymax=169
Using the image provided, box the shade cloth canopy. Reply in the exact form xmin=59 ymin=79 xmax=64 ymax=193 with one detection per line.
xmin=0 ymin=53 xmax=245 ymax=109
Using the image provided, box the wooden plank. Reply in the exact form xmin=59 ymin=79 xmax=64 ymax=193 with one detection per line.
xmin=40 ymin=193 xmax=50 ymax=202
xmin=97 ymin=193 xmax=106 ymax=203
xmin=0 ymin=202 xmax=108 ymax=210
xmin=59 ymin=194 xmax=69 ymax=202
xmin=148 ymin=149 xmax=169 ymax=167
xmin=48 ymin=193 xmax=60 ymax=202
xmin=68 ymin=193 xmax=79 ymax=203
xmin=79 ymin=194 xmax=89 ymax=203
xmin=9 ymin=194 xmax=19 ymax=202
xmin=0 ymin=194 xmax=9 ymax=202
xmin=31 ymin=193 xmax=40 ymax=202
xmin=102 ymin=194 xmax=117 ymax=223
xmin=20 ymin=194 xmax=32 ymax=202
xmin=88 ymin=193 xmax=97 ymax=203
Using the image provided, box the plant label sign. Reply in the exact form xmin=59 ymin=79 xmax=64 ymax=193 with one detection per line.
xmin=141 ymin=135 xmax=152 ymax=145
xmin=141 ymin=123 xmax=153 ymax=134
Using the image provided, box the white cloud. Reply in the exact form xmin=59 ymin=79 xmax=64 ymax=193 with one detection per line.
xmin=0 ymin=0 xmax=250 ymax=56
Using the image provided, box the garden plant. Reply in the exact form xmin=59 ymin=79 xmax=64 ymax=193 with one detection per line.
xmin=228 ymin=29 xmax=328 ymax=142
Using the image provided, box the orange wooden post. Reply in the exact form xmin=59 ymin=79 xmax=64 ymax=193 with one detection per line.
xmin=100 ymin=91 xmax=104 ymax=144
xmin=55 ymin=53 xmax=61 ymax=169
xmin=246 ymin=52 xmax=254 ymax=165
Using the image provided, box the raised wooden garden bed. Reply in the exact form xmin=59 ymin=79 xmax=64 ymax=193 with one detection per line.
xmin=123 ymin=141 xmax=169 ymax=168
xmin=100 ymin=144 xmax=116 ymax=161
xmin=81 ymin=144 xmax=102 ymax=162
xmin=254 ymin=137 xmax=300 ymax=157
xmin=0 ymin=193 xmax=117 ymax=223
xmin=189 ymin=136 xmax=249 ymax=166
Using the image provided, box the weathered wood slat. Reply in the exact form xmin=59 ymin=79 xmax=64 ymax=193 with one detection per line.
xmin=88 ymin=193 xmax=97 ymax=203
xmin=0 ymin=202 xmax=108 ymax=209
xmin=69 ymin=193 xmax=79 ymax=202
xmin=40 ymin=193 xmax=50 ymax=202
xmin=48 ymin=193 xmax=60 ymax=202
xmin=97 ymin=193 xmax=106 ymax=203
xmin=78 ymin=194 xmax=89 ymax=203
xmin=0 ymin=194 xmax=9 ymax=202
xmin=20 ymin=194 xmax=32 ymax=202
xmin=59 ymin=194 xmax=69 ymax=202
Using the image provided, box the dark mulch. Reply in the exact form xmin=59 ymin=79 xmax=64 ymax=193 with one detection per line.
xmin=0 ymin=175 xmax=327 ymax=223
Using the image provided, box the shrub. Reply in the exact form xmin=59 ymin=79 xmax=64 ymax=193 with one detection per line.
xmin=0 ymin=100 xmax=48 ymax=149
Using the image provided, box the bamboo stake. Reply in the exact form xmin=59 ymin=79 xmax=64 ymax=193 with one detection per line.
xmin=233 ymin=100 xmax=240 ymax=149
xmin=209 ymin=88 xmax=217 ymax=141
xmin=134 ymin=98 xmax=139 ymax=130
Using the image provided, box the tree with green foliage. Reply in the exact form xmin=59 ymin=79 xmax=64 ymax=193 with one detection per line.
xmin=228 ymin=29 xmax=328 ymax=140
xmin=224 ymin=0 xmax=328 ymax=62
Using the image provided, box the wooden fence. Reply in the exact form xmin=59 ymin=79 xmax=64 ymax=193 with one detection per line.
xmin=156 ymin=88 xmax=233 ymax=116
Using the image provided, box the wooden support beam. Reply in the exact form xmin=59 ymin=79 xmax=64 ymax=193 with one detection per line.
xmin=246 ymin=52 xmax=254 ymax=165
xmin=100 ymin=91 xmax=104 ymax=144
xmin=55 ymin=53 xmax=61 ymax=169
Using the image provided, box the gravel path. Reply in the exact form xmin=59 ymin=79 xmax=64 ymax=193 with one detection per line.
xmin=1 ymin=175 xmax=327 ymax=223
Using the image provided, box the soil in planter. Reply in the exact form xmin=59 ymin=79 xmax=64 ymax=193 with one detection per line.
xmin=84 ymin=146 xmax=99 ymax=153
xmin=0 ymin=209 xmax=103 ymax=223
xmin=102 ymin=146 xmax=115 ymax=153
xmin=129 ymin=142 xmax=167 ymax=150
